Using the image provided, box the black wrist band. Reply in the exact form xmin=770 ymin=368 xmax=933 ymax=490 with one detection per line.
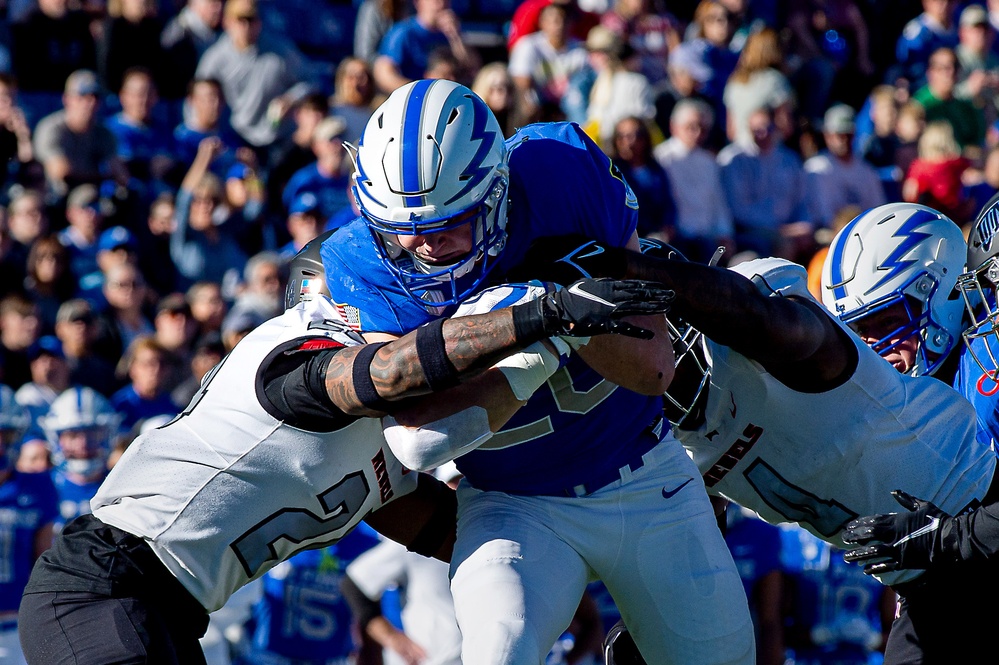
xmin=416 ymin=318 xmax=460 ymax=391
xmin=511 ymin=298 xmax=548 ymax=343
xmin=352 ymin=342 xmax=393 ymax=411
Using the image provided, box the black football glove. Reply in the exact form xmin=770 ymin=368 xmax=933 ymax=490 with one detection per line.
xmin=513 ymin=277 xmax=674 ymax=340
xmin=842 ymin=489 xmax=951 ymax=575
xmin=505 ymin=235 xmax=629 ymax=285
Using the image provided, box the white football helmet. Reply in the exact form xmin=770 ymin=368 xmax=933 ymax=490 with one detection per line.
xmin=350 ymin=79 xmax=510 ymax=307
xmin=0 ymin=384 xmax=30 ymax=470
xmin=960 ymin=193 xmax=999 ymax=376
xmin=41 ymin=386 xmax=120 ymax=478
xmin=821 ymin=202 xmax=967 ymax=377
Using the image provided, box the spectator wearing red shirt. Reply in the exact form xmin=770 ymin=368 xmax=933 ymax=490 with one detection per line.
xmin=903 ymin=119 xmax=974 ymax=223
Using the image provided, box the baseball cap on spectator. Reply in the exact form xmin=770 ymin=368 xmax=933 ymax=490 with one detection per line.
xmin=225 ymin=0 xmax=258 ymax=20
xmin=313 ymin=116 xmax=347 ymax=143
xmin=961 ymin=4 xmax=989 ymax=27
xmin=98 ymin=226 xmax=138 ymax=253
xmin=668 ymin=42 xmax=711 ymax=83
xmin=56 ymin=299 xmax=94 ymax=325
xmin=67 ymin=184 xmax=101 ymax=211
xmin=193 ymin=331 xmax=226 ymax=357
xmin=585 ymin=25 xmax=625 ymax=58
xmin=289 ymin=192 xmax=321 ymax=216
xmin=65 ymin=70 xmax=102 ymax=97
xmin=221 ymin=308 xmax=265 ymax=339
xmin=27 ymin=335 xmax=64 ymax=361
xmin=156 ymin=293 xmax=191 ymax=318
xmin=822 ymin=104 xmax=856 ymax=135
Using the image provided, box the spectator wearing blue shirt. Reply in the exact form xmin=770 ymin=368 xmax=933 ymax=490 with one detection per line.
xmin=110 ymin=336 xmax=179 ymax=435
xmin=894 ymin=0 xmax=960 ymax=89
xmin=282 ymin=116 xmax=352 ymax=224
xmin=104 ymin=67 xmax=174 ymax=193
xmin=172 ymin=77 xmax=241 ymax=182
xmin=278 ymin=192 xmax=322 ymax=260
xmin=57 ymin=184 xmax=105 ymax=288
xmin=372 ymin=0 xmax=475 ymax=94
xmin=610 ymin=116 xmax=675 ymax=240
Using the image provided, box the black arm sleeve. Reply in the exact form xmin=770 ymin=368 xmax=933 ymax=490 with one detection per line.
xmin=340 ymin=575 xmax=383 ymax=631
xmin=935 ymin=499 xmax=999 ymax=566
xmin=261 ymin=348 xmax=358 ymax=431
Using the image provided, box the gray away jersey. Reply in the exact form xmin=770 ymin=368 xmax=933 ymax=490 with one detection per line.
xmin=92 ymin=298 xmax=417 ymax=611
xmin=677 ymin=257 xmax=997 ymax=586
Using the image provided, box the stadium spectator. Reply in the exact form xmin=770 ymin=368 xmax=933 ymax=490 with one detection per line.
xmin=894 ymin=0 xmax=960 ymax=89
xmin=195 ymin=0 xmax=313 ymax=154
xmin=57 ymin=184 xmax=106 ymax=289
xmin=15 ymin=335 xmax=70 ymax=432
xmin=137 ymin=192 xmax=179 ymax=297
xmin=170 ymin=329 xmax=223 ymax=407
xmin=894 ymin=99 xmax=926 ymax=180
xmin=718 ymin=104 xmax=809 ymax=257
xmin=652 ymin=39 xmax=720 ymax=150
xmin=151 ymin=292 xmax=196 ymax=370
xmin=654 ymin=97 xmax=735 ymax=263
xmin=354 ymin=0 xmax=410 ymax=64
xmin=111 ymin=335 xmax=179 ymax=434
xmin=159 ymin=0 xmax=224 ymax=102
xmin=186 ymin=280 xmax=227 ymax=338
xmin=0 ymin=75 xmax=36 ymax=180
xmin=265 ymin=92 xmax=326 ymax=216
xmin=685 ymin=0 xmax=740 ymax=112
xmin=9 ymin=0 xmax=97 ymax=125
xmin=966 ymin=143 xmax=999 ymax=212
xmin=0 ymin=294 xmax=39 ymax=389
xmin=281 ymin=116 xmax=352 ymax=224
xmin=330 ymin=57 xmax=377 ymax=146
xmin=219 ymin=305 xmax=263 ymax=351
xmin=279 ymin=192 xmax=322 ymax=259
xmin=858 ymin=84 xmax=905 ymax=199
xmin=96 ymin=0 xmax=166 ymax=96
xmin=903 ymin=119 xmax=974 ymax=223
xmin=471 ymin=62 xmax=516 ymax=137
xmin=610 ymin=115 xmax=674 ymax=239
xmin=105 ymin=67 xmax=174 ymax=190
xmin=33 ymin=71 xmax=125 ymax=198
xmin=599 ymin=0 xmax=680 ymax=85
xmin=170 ymin=136 xmax=248 ymax=292
xmin=803 ymin=103 xmax=886 ymax=228
xmin=509 ymin=1 xmax=587 ymax=123
xmin=171 ymin=77 xmax=241 ymax=184
xmin=372 ymin=0 xmax=476 ymax=95
xmin=23 ymin=235 xmax=74 ymax=335
xmin=52 ymin=298 xmax=119 ymax=398
xmin=723 ymin=27 xmax=795 ymax=146
xmin=6 ymin=190 xmax=48 ymax=259
xmin=91 ymin=261 xmax=154 ymax=365
xmin=228 ymin=250 xmax=285 ymax=324
xmin=580 ymin=25 xmax=655 ymax=152
xmin=913 ymin=46 xmax=986 ymax=154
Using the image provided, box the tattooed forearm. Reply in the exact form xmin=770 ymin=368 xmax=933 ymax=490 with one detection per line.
xmin=325 ymin=309 xmax=529 ymax=414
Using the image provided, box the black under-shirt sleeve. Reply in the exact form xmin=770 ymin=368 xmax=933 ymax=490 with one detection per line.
xmin=261 ymin=348 xmax=359 ymax=432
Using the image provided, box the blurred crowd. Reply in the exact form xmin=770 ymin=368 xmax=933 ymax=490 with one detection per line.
xmin=0 ymin=0 xmax=995 ymax=663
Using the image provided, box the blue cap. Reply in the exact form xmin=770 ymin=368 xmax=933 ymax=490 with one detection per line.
xmin=27 ymin=335 xmax=64 ymax=360
xmin=289 ymin=192 xmax=321 ymax=216
xmin=98 ymin=226 xmax=138 ymax=253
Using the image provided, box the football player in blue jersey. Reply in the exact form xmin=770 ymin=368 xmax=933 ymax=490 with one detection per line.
xmin=320 ymin=78 xmax=756 ymax=665
xmin=40 ymin=385 xmax=121 ymax=531
xmin=0 ymin=385 xmax=57 ymax=664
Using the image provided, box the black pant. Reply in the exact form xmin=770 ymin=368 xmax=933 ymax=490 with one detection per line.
xmin=886 ymin=564 xmax=999 ymax=665
xmin=18 ymin=514 xmax=210 ymax=665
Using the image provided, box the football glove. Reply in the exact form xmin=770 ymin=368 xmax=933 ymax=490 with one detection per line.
xmin=513 ymin=277 xmax=674 ymax=340
xmin=842 ymin=489 xmax=950 ymax=575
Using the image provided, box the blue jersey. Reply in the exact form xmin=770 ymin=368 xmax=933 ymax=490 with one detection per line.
xmin=110 ymin=385 xmax=178 ymax=432
xmin=954 ymin=333 xmax=999 ymax=448
xmin=320 ymin=122 xmax=662 ymax=495
xmin=51 ymin=470 xmax=104 ymax=530
xmin=243 ymin=523 xmax=381 ymax=664
xmin=895 ymin=14 xmax=959 ymax=85
xmin=0 ymin=472 xmax=58 ymax=612
xmin=105 ymin=113 xmax=171 ymax=167
xmin=283 ymin=164 xmax=353 ymax=224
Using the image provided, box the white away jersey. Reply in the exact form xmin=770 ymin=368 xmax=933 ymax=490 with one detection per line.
xmin=677 ymin=258 xmax=997 ymax=585
xmin=92 ymin=298 xmax=417 ymax=611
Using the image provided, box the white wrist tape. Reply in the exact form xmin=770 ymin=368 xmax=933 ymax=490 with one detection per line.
xmin=382 ymin=406 xmax=492 ymax=472
xmin=494 ymin=339 xmax=561 ymax=401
